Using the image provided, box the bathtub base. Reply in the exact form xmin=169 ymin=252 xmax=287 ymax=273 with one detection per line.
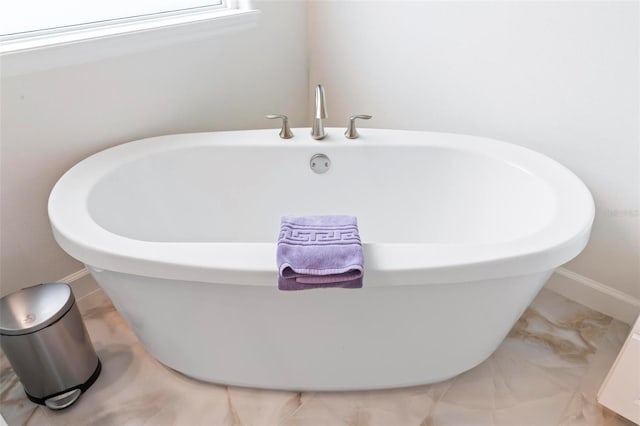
xmin=90 ymin=268 xmax=552 ymax=391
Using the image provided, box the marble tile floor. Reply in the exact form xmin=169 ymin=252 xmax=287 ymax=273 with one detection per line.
xmin=0 ymin=288 xmax=636 ymax=426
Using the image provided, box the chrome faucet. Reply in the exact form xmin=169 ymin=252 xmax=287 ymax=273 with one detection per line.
xmin=311 ymin=84 xmax=327 ymax=140
xmin=345 ymin=115 xmax=372 ymax=139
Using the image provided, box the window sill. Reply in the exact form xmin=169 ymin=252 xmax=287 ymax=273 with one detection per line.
xmin=0 ymin=8 xmax=260 ymax=77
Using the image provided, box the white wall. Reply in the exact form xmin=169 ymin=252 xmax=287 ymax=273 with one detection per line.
xmin=0 ymin=0 xmax=308 ymax=296
xmin=308 ymin=0 xmax=640 ymax=306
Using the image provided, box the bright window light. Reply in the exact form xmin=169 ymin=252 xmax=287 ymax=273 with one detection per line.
xmin=1 ymin=0 xmax=225 ymax=37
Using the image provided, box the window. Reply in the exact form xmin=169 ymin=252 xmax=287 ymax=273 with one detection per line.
xmin=0 ymin=0 xmax=258 ymax=55
xmin=0 ymin=0 xmax=259 ymax=74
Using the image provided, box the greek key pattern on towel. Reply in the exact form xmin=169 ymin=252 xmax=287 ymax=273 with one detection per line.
xmin=279 ymin=224 xmax=361 ymax=246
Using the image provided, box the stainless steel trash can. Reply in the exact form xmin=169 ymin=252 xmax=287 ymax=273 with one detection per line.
xmin=0 ymin=282 xmax=101 ymax=410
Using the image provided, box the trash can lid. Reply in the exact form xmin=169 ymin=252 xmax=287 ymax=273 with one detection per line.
xmin=0 ymin=283 xmax=75 ymax=336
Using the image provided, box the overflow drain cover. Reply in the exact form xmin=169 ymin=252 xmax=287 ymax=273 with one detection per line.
xmin=310 ymin=154 xmax=330 ymax=174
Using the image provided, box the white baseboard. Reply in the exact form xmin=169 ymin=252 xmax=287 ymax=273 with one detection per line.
xmin=57 ymin=267 xmax=100 ymax=301
xmin=545 ymin=267 xmax=640 ymax=325
xmin=58 ymin=267 xmax=90 ymax=283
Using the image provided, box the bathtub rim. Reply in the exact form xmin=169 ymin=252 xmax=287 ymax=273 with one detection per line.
xmin=48 ymin=128 xmax=595 ymax=286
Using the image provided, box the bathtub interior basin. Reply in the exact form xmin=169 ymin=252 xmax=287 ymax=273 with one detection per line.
xmin=86 ymin=143 xmax=554 ymax=245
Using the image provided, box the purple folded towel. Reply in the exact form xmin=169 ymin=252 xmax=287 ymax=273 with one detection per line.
xmin=277 ymin=215 xmax=364 ymax=291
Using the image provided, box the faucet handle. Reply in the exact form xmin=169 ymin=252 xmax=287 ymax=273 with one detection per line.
xmin=345 ymin=115 xmax=372 ymax=139
xmin=266 ymin=114 xmax=294 ymax=139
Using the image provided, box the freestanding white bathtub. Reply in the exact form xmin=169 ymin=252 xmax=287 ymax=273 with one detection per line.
xmin=49 ymin=128 xmax=594 ymax=391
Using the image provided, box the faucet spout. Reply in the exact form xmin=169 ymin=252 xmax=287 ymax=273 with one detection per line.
xmin=314 ymin=84 xmax=327 ymax=119
xmin=311 ymin=84 xmax=327 ymax=140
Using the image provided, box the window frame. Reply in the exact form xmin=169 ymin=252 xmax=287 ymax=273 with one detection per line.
xmin=1 ymin=0 xmax=227 ymax=40
xmin=0 ymin=0 xmax=259 ymax=76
